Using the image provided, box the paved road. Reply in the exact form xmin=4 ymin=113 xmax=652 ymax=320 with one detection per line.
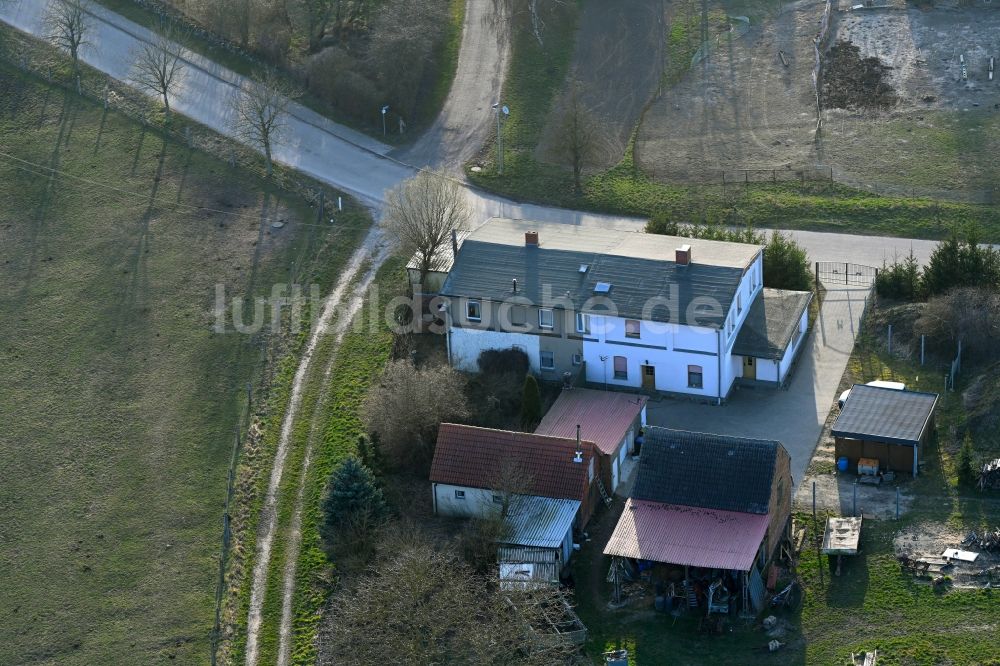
xmin=0 ymin=1 xmax=944 ymax=268
xmin=646 ymin=282 xmax=872 ymax=488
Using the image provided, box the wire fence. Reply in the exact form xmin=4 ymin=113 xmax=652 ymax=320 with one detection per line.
xmin=0 ymin=27 xmax=351 ymax=665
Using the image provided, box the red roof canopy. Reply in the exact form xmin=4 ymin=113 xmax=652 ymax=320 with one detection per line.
xmin=535 ymin=388 xmax=647 ymax=456
xmin=430 ymin=424 xmax=595 ymax=502
xmin=603 ymin=499 xmax=769 ymax=572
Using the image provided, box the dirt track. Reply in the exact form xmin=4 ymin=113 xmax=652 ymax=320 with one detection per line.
xmin=637 ymin=0 xmax=821 ymax=182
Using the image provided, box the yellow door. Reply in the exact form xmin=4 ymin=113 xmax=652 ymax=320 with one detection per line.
xmin=641 ymin=364 xmax=656 ymax=390
xmin=743 ymin=356 xmax=756 ymax=380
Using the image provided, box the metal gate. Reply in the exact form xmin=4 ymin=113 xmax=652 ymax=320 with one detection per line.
xmin=815 ymin=261 xmax=879 ymax=286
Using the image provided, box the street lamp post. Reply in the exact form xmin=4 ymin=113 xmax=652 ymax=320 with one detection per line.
xmin=381 ymin=105 xmax=389 ymax=137
xmin=492 ymin=102 xmax=509 ymax=175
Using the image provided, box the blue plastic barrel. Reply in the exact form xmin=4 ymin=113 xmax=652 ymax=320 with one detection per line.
xmin=837 ymin=457 xmax=849 ymax=473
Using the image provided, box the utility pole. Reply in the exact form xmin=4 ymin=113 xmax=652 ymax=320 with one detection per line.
xmin=381 ymin=105 xmax=389 ymax=137
xmin=492 ymin=102 xmax=509 ymax=174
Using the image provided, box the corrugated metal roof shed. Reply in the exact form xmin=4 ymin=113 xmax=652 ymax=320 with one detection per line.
xmin=832 ymin=385 xmax=939 ymax=445
xmin=535 ymin=388 xmax=647 ymax=456
xmin=501 ymin=495 xmax=580 ymax=550
xmin=603 ymin=499 xmax=769 ymax=572
xmin=633 ymin=427 xmax=782 ymax=515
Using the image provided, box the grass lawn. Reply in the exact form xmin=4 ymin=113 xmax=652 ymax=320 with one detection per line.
xmin=0 ymin=63 xmax=368 ymax=664
xmin=470 ymin=0 xmax=1000 ymax=240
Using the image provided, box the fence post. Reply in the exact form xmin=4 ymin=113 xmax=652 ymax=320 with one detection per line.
xmin=921 ymin=335 xmax=925 ymax=365
xmin=845 ymin=262 xmax=848 ymax=285
xmin=815 ymin=262 xmax=819 ymax=291
xmin=887 ymin=324 xmax=892 ymax=356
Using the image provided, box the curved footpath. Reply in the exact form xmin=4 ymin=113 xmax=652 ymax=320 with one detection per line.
xmin=0 ymin=1 xmax=945 ymax=664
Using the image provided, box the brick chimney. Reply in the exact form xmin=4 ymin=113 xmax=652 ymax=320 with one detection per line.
xmin=676 ymin=244 xmax=692 ymax=266
xmin=525 ymin=230 xmax=539 ymax=247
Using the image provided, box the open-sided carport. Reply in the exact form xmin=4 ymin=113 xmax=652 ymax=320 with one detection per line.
xmin=833 ymin=384 xmax=939 ymax=477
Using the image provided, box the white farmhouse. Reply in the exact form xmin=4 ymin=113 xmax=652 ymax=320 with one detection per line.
xmin=437 ymin=219 xmax=812 ymax=403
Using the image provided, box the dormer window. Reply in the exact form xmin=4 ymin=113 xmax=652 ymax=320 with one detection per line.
xmin=466 ymin=300 xmax=482 ymax=322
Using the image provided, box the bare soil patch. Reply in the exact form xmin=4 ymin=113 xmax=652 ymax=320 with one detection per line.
xmin=536 ymin=0 xmax=665 ymax=170
xmin=893 ymin=522 xmax=1000 ymax=589
xmin=821 ymin=40 xmax=898 ymax=110
xmin=636 ymin=0 xmax=821 ymax=181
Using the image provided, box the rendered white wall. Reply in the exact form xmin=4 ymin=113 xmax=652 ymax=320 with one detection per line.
xmin=433 ymin=483 xmax=501 ymax=518
xmin=449 ymin=328 xmax=540 ymax=372
xmin=778 ymin=307 xmax=809 ymax=382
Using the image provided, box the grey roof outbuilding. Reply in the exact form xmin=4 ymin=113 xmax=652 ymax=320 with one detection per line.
xmin=832 ymin=385 xmax=939 ymax=445
xmin=631 ymin=427 xmax=785 ymax=515
xmin=732 ymin=288 xmax=813 ymax=360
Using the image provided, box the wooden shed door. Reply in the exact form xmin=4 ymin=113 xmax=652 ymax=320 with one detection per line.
xmin=743 ymin=356 xmax=756 ymax=380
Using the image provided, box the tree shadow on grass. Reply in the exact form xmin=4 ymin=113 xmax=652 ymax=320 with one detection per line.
xmin=93 ymin=106 xmax=109 ymax=155
xmin=20 ymin=91 xmax=78 ymax=300
xmin=113 ymin=137 xmax=168 ymax=337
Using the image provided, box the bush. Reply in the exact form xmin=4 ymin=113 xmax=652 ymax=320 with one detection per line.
xmin=305 ymin=47 xmax=380 ymax=121
xmin=914 ymin=287 xmax=1000 ymax=363
xmin=477 ymin=348 xmax=530 ymax=376
xmin=922 ymin=226 xmax=1000 ymax=297
xmin=956 ymin=433 xmax=977 ymax=487
xmin=876 ymin=252 xmax=922 ymax=301
xmin=321 ymin=457 xmax=388 ymax=553
xmin=763 ymin=230 xmax=812 ymax=291
xmin=363 ymin=359 xmax=469 ymax=470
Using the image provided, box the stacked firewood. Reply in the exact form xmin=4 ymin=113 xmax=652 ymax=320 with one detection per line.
xmin=962 ymin=528 xmax=1000 ymax=552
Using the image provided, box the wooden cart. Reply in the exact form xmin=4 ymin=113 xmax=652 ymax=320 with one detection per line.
xmin=822 ymin=517 xmax=862 ymax=576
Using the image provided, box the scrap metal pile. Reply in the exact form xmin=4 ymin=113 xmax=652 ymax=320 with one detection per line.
xmin=962 ymin=528 xmax=1000 ymax=552
xmin=978 ymin=459 xmax=1000 ymax=491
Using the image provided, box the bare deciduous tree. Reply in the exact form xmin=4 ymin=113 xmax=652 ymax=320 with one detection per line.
xmin=231 ymin=70 xmax=297 ymax=176
xmin=317 ymin=532 xmax=580 ymax=665
xmin=131 ymin=24 xmax=185 ymax=121
xmin=44 ymin=0 xmax=91 ymax=88
xmin=382 ymin=171 xmax=470 ymax=287
xmin=551 ymin=80 xmax=600 ymax=195
xmin=363 ymin=358 xmax=469 ymax=470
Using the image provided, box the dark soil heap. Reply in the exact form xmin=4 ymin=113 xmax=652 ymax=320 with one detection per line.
xmin=821 ymin=40 xmax=898 ymax=110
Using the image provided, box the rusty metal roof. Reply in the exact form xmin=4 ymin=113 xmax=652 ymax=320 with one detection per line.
xmin=430 ymin=424 xmax=595 ymax=502
xmin=603 ymin=499 xmax=770 ymax=572
xmin=535 ymin=388 xmax=647 ymax=456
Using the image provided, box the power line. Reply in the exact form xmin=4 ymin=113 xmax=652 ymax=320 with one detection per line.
xmin=0 ymin=149 xmax=345 ymax=228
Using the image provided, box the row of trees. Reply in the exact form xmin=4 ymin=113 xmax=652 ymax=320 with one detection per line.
xmin=38 ymin=0 xmax=296 ymax=176
xmin=876 ymin=228 xmax=1000 ymax=301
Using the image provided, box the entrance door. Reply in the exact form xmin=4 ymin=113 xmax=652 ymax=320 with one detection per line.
xmin=641 ymin=364 xmax=655 ymax=390
xmin=742 ymin=356 xmax=756 ymax=380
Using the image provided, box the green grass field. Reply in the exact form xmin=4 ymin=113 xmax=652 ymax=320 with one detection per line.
xmin=0 ymin=64 xmax=368 ymax=664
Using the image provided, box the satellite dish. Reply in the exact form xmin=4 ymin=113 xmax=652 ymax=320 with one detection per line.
xmin=502 ymin=105 xmax=510 ymax=116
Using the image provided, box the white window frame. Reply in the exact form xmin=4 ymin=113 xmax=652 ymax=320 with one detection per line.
xmin=538 ymin=308 xmax=554 ymax=330
xmin=466 ymin=300 xmax=482 ymax=322
xmin=737 ymin=293 xmax=743 ymax=315
xmin=572 ymin=353 xmax=583 ymax=366
xmin=688 ymin=365 xmax=704 ymax=389
xmin=575 ymin=312 xmax=590 ymax=334
xmin=625 ymin=319 xmax=641 ymax=339
xmin=492 ymin=494 xmax=504 ymax=504
xmin=454 ymin=489 xmax=466 ymax=499
xmin=540 ymin=350 xmax=555 ymax=370
xmin=613 ymin=355 xmax=628 ymax=380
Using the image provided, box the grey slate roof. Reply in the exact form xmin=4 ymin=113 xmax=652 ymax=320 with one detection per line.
xmin=441 ymin=240 xmax=745 ymax=328
xmin=832 ymin=385 xmax=939 ymax=445
xmin=632 ymin=427 xmax=784 ymax=515
xmin=733 ymin=288 xmax=813 ymax=360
